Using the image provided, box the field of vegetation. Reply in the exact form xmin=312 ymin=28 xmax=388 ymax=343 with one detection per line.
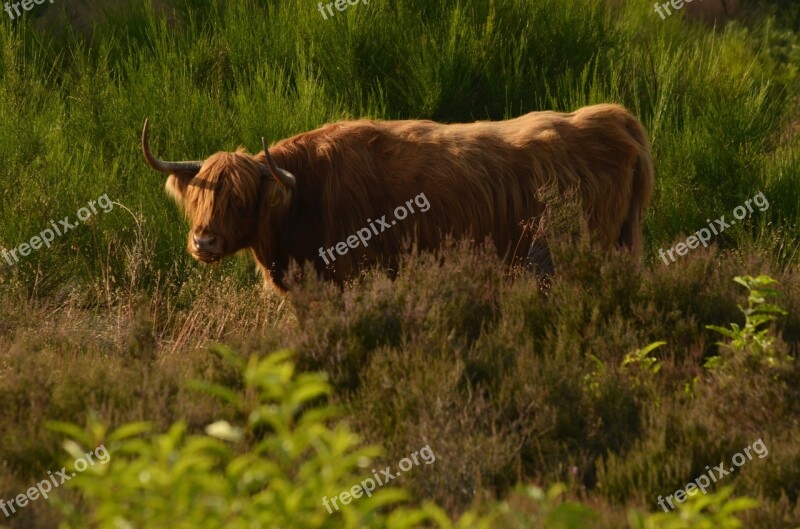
xmin=1 ymin=0 xmax=799 ymax=527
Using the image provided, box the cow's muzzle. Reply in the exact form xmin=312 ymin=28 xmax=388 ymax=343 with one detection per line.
xmin=191 ymin=232 xmax=224 ymax=263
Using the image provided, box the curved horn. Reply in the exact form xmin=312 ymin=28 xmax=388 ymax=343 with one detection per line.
xmin=261 ymin=137 xmax=296 ymax=189
xmin=141 ymin=119 xmax=204 ymax=175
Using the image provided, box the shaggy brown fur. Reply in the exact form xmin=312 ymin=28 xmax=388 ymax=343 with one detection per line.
xmin=154 ymin=104 xmax=654 ymax=291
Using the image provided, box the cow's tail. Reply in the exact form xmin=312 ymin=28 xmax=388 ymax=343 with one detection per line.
xmin=619 ymin=117 xmax=655 ymax=257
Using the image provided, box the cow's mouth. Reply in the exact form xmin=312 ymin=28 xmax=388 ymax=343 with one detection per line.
xmin=192 ymin=251 xmax=222 ymax=264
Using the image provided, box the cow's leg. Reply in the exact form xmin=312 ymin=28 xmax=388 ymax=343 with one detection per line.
xmin=526 ymin=239 xmax=555 ymax=278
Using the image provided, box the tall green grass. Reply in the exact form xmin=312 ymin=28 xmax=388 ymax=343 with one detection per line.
xmin=0 ymin=0 xmax=798 ymax=295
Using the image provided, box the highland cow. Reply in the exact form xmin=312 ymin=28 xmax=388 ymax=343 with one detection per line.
xmin=141 ymin=104 xmax=654 ymax=291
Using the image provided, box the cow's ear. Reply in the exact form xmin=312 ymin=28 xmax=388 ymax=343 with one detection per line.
xmin=165 ymin=172 xmax=195 ymax=205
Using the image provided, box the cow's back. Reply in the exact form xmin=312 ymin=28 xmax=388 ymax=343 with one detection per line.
xmin=269 ymin=105 xmax=651 ymax=283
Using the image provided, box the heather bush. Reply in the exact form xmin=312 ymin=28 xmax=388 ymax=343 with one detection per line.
xmin=51 ymin=347 xmax=762 ymax=529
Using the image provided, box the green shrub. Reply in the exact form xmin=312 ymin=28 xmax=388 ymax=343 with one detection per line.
xmin=50 ymin=347 xmax=491 ymax=529
xmin=705 ymin=274 xmax=790 ymax=370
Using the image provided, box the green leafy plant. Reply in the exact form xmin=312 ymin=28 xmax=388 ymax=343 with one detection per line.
xmin=705 ymin=275 xmax=789 ymax=369
xmin=50 ymin=347 xmax=493 ymax=529
xmin=628 ymin=486 xmax=758 ymax=529
xmin=582 ymin=353 xmax=606 ymax=396
xmin=622 ymin=341 xmax=666 ymax=375
xmin=586 ymin=341 xmax=665 ymax=398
